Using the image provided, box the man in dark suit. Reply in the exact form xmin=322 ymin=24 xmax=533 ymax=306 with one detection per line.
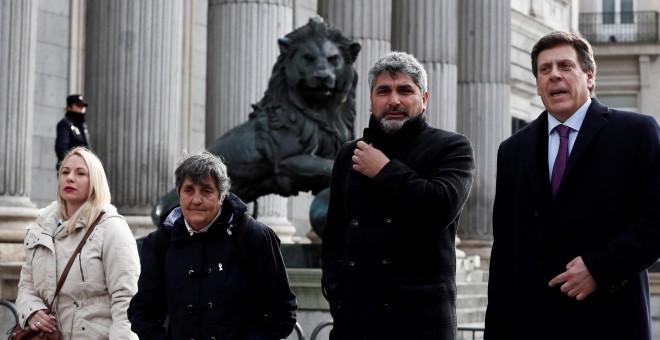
xmin=485 ymin=31 xmax=660 ymax=340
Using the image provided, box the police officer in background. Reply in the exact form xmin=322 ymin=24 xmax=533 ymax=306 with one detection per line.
xmin=55 ymin=94 xmax=91 ymax=170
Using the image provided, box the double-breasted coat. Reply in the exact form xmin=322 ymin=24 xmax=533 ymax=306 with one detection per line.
xmin=128 ymin=193 xmax=297 ymax=340
xmin=485 ymin=99 xmax=660 ymax=340
xmin=321 ymin=114 xmax=476 ymax=339
xmin=16 ymin=202 xmax=140 ymax=340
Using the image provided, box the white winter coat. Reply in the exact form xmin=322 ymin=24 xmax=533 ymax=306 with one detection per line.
xmin=16 ymin=202 xmax=140 ymax=340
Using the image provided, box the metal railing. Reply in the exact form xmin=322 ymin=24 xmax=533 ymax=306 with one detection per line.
xmin=579 ymin=11 xmax=659 ymax=43
xmin=457 ymin=325 xmax=485 ymax=340
xmin=0 ymin=300 xmax=18 ymax=336
xmin=304 ymin=320 xmax=485 ymax=340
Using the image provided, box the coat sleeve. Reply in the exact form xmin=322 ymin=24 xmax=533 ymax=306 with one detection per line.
xmin=581 ymin=115 xmax=660 ymax=290
xmin=484 ymin=143 xmax=514 ymax=339
xmin=54 ymin=119 xmax=71 ymax=161
xmin=101 ymin=217 xmax=140 ymax=340
xmin=15 ymin=229 xmax=50 ymax=329
xmin=244 ymin=220 xmax=297 ymax=339
xmin=320 ymin=142 xmax=352 ymax=304
xmin=372 ymin=132 xmax=476 ymax=229
xmin=127 ymin=230 xmax=168 ymax=340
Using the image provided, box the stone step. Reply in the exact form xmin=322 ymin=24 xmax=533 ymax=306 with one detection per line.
xmin=457 ymin=269 xmax=489 ymax=283
xmin=457 ymin=281 xmax=488 ymax=295
xmin=457 ymin=306 xmax=487 ymax=324
xmin=457 ymin=294 xmax=488 ymax=309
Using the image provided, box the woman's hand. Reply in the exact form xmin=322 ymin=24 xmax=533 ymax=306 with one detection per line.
xmin=28 ymin=310 xmax=57 ymax=333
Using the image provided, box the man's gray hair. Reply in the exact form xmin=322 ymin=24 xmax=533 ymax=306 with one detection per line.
xmin=175 ymin=151 xmax=231 ymax=195
xmin=368 ymin=51 xmax=428 ymax=94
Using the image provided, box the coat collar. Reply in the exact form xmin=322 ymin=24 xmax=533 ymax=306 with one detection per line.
xmin=164 ymin=192 xmax=248 ymax=242
xmin=362 ymin=113 xmax=427 ymax=146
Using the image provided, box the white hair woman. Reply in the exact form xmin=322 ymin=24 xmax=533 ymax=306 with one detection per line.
xmin=16 ymin=147 xmax=140 ymax=339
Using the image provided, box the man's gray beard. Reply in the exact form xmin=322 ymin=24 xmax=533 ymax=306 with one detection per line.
xmin=379 ymin=117 xmax=409 ymax=134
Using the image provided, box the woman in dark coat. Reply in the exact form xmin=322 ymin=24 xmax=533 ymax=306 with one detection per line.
xmin=128 ymin=151 xmax=297 ymax=339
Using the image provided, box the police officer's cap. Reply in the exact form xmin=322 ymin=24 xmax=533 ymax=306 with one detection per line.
xmin=66 ymin=94 xmax=89 ymax=107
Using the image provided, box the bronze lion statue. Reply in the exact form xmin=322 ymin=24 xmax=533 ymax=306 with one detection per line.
xmin=152 ymin=17 xmax=360 ymax=224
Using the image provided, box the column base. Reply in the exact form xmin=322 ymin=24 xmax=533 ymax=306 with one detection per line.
xmin=457 ymin=239 xmax=493 ymax=268
xmin=124 ymin=214 xmax=157 ymax=239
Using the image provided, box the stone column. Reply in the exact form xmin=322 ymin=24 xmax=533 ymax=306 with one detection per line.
xmin=85 ymin=1 xmax=183 ymax=229
xmin=0 ymin=0 xmax=38 ymax=254
xmin=293 ymin=0 xmax=318 ymax=29
xmin=207 ymin=0 xmax=296 ymax=243
xmin=457 ymin=0 xmax=511 ymax=252
xmin=318 ymin=0 xmax=392 ymax=134
xmin=392 ymin=0 xmax=458 ymax=131
xmin=206 ymin=0 xmax=293 ymax=142
xmin=180 ymin=0 xmax=208 ymax=155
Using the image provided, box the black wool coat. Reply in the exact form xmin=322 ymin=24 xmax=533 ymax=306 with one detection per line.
xmin=485 ymin=99 xmax=660 ymax=340
xmin=321 ymin=114 xmax=476 ymax=340
xmin=128 ymin=193 xmax=297 ymax=340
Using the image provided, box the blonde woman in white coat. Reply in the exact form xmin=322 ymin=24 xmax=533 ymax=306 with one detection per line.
xmin=16 ymin=147 xmax=140 ymax=339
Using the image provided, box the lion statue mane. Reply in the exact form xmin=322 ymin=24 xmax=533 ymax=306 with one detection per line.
xmin=152 ymin=17 xmax=361 ymax=225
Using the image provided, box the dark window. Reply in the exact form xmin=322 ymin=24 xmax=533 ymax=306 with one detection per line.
xmin=621 ymin=0 xmax=634 ymax=23
xmin=603 ymin=0 xmax=615 ymax=24
xmin=512 ymin=117 xmax=528 ymax=134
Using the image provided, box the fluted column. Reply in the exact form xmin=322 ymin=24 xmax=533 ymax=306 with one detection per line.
xmin=0 ymin=0 xmax=38 ymax=251
xmin=457 ymin=0 xmax=511 ymax=243
xmin=85 ymin=1 xmax=183 ymax=218
xmin=293 ymin=0 xmax=318 ymax=29
xmin=392 ymin=0 xmax=457 ymax=131
xmin=207 ymin=0 xmax=296 ymax=242
xmin=206 ymin=0 xmax=293 ymax=142
xmin=318 ymin=0 xmax=392 ymax=135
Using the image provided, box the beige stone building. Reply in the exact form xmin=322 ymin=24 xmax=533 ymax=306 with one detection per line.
xmin=1 ymin=0 xmax=659 ymax=337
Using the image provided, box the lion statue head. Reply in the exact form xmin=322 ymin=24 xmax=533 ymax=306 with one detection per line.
xmin=251 ymin=16 xmax=361 ymax=148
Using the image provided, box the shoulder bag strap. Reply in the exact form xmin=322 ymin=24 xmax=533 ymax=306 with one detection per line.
xmin=46 ymin=211 xmax=105 ymax=314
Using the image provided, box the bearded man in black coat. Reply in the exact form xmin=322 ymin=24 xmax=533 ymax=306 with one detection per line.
xmin=321 ymin=51 xmax=476 ymax=339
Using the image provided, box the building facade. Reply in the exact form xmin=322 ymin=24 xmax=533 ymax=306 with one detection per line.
xmin=2 ymin=0 xmax=659 ymax=335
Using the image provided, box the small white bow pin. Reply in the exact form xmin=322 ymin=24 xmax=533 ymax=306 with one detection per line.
xmin=218 ymin=263 xmax=223 ymax=271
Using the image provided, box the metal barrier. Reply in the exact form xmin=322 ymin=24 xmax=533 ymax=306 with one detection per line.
xmin=306 ymin=320 xmax=485 ymax=340
xmin=0 ymin=300 xmax=18 ymax=335
xmin=290 ymin=321 xmax=305 ymax=340
xmin=310 ymin=320 xmax=333 ymax=340
xmin=457 ymin=325 xmax=485 ymax=340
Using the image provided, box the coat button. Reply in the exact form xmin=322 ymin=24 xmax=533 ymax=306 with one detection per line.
xmin=347 ymin=261 xmax=355 ymax=267
xmin=207 ymin=268 xmax=212 ymax=274
xmin=534 ymin=209 xmax=539 ymax=217
xmin=188 ymin=269 xmax=195 ymax=276
xmin=207 ymin=302 xmax=213 ymax=309
xmin=350 ymin=220 xmax=358 ymax=228
xmin=381 ymin=259 xmax=390 ymax=265
xmin=384 ymin=218 xmax=391 ymax=226
xmin=383 ymin=303 xmax=391 ymax=311
xmin=187 ymin=304 xmax=194 ymax=314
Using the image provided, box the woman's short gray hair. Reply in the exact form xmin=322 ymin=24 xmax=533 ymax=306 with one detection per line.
xmin=174 ymin=151 xmax=231 ymax=195
xmin=368 ymin=51 xmax=428 ymax=94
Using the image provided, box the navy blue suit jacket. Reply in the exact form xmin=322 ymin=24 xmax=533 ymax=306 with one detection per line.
xmin=485 ymin=98 xmax=660 ymax=340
